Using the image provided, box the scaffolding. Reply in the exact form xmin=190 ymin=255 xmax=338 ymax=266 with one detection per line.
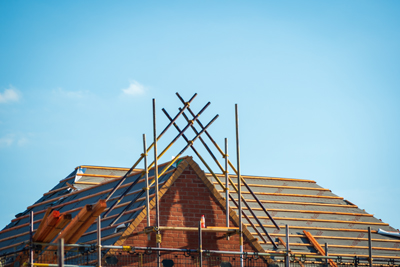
xmin=1 ymin=93 xmax=400 ymax=267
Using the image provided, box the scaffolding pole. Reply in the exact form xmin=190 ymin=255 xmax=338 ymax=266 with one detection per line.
xmin=199 ymin=220 xmax=203 ymax=267
xmin=97 ymin=216 xmax=101 ymax=267
xmin=153 ymin=99 xmax=161 ymax=267
xmin=325 ymin=243 xmax=329 ymax=267
xmin=225 ymin=138 xmax=229 ymax=240
xmin=105 ymin=94 xmax=197 ymax=203
xmin=368 ymin=227 xmax=372 ymax=267
xmin=143 ymin=134 xmax=150 ymax=241
xmin=286 ymin=225 xmax=290 ymax=267
xmin=177 ymin=94 xmax=280 ymax=231
xmin=29 ymin=211 xmax=34 ymax=267
xmin=235 ymin=104 xmax=243 ymax=267
xmin=58 ymin=238 xmax=64 ymax=267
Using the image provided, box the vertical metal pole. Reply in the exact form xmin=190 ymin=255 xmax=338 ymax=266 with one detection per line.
xmin=225 ymin=138 xmax=229 ymax=240
xmin=143 ymin=134 xmax=151 ymax=241
xmin=153 ymin=99 xmax=160 ymax=267
xmin=235 ymin=104 xmax=243 ymax=267
xmin=58 ymin=238 xmax=64 ymax=267
xmin=97 ymin=216 xmax=102 ymax=267
xmin=199 ymin=220 xmax=203 ymax=267
xmin=325 ymin=243 xmax=328 ymax=267
xmin=368 ymin=227 xmax=372 ymax=267
xmin=29 ymin=211 xmax=34 ymax=267
xmin=286 ymin=225 xmax=290 ymax=267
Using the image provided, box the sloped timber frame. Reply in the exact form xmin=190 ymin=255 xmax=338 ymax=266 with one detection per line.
xmin=115 ymin=156 xmax=267 ymax=255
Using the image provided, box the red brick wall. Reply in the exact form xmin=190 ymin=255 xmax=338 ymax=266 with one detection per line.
xmin=123 ymin=165 xmax=255 ymax=252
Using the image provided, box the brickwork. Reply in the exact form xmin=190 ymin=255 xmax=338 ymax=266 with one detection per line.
xmin=123 ymin=165 xmax=255 ymax=252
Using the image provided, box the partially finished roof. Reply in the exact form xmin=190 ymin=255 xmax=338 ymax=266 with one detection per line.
xmin=0 ymin=156 xmax=399 ymax=260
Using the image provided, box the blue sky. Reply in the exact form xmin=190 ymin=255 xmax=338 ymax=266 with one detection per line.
xmin=1 ymin=1 xmax=400 ymax=231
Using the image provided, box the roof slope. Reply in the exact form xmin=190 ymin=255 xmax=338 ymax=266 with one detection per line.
xmin=0 ymin=160 xmax=178 ymax=255
xmin=208 ymin=173 xmax=400 ymax=259
xmin=1 ymin=157 xmax=399 ymax=260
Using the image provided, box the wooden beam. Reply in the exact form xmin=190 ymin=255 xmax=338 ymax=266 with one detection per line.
xmin=32 ymin=207 xmax=52 ymax=241
xmin=242 ymin=199 xmax=357 ymax=208
xmin=303 ymin=230 xmax=337 ymax=267
xmin=218 ymin=190 xmax=343 ymax=199
xmin=33 ymin=210 xmax=60 ymax=242
xmin=67 ymin=199 xmax=107 ymax=244
xmin=233 ymin=207 xmax=372 ymax=217
xmin=249 ymin=216 xmax=388 ymax=226
xmin=42 ymin=213 xmax=72 ymax=243
xmin=213 ymin=181 xmax=329 ymax=191
xmin=157 ymin=226 xmax=238 ymax=232
xmin=207 ymin=173 xmax=316 ymax=183
xmin=53 ymin=204 xmax=93 ymax=244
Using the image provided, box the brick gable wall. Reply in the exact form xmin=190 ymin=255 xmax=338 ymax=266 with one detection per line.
xmin=123 ymin=165 xmax=255 ymax=252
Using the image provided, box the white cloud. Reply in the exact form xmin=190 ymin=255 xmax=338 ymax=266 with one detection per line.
xmin=0 ymin=87 xmax=21 ymax=103
xmin=17 ymin=137 xmax=28 ymax=146
xmin=53 ymin=88 xmax=86 ymax=98
xmin=0 ymin=136 xmax=14 ymax=147
xmin=0 ymin=134 xmax=29 ymax=148
xmin=122 ymin=81 xmax=146 ymax=96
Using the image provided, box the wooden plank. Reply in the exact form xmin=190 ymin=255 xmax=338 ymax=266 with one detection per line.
xmin=213 ymin=181 xmax=329 ymax=191
xmin=250 ymin=224 xmax=379 ymax=233
xmin=157 ymin=226 xmax=238 ymax=232
xmin=33 ymin=210 xmax=60 ymax=242
xmin=242 ymin=199 xmax=357 ymax=208
xmin=32 ymin=207 xmax=52 ymax=241
xmin=207 ymin=173 xmax=316 ymax=183
xmin=67 ymin=199 xmax=107 ymax=244
xmin=219 ymin=191 xmax=343 ymax=199
xmin=53 ymin=204 xmax=93 ymax=244
xmin=42 ymin=213 xmax=72 ymax=243
xmin=235 ymin=207 xmax=371 ymax=217
xmin=303 ymin=230 xmax=337 ymax=267
xmin=250 ymin=216 xmax=388 ymax=226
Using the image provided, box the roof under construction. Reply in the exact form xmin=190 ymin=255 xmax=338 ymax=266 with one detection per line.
xmin=1 ymin=93 xmax=399 ymax=267
xmin=0 ymin=156 xmax=399 ymax=260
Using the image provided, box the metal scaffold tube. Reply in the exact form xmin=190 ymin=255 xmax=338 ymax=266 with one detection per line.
xmin=225 ymin=138 xmax=229 ymax=237
xmin=368 ymin=226 xmax=372 ymax=267
xmin=97 ymin=216 xmax=102 ymax=267
xmin=178 ymin=109 xmax=277 ymax=247
xmin=286 ymin=225 xmax=290 ymax=267
xmin=29 ymin=211 xmax=34 ymax=267
xmin=235 ymin=104 xmax=243 ymax=267
xmin=107 ymin=102 xmax=212 ymax=224
xmin=143 ymin=134 xmax=150 ymax=241
xmin=153 ymin=98 xmax=161 ymax=267
xmin=177 ymin=93 xmax=280 ymax=231
xmin=104 ymin=93 xmax=197 ymax=203
xmin=58 ymin=238 xmax=64 ymax=267
xmin=199 ymin=220 xmax=203 ymax=267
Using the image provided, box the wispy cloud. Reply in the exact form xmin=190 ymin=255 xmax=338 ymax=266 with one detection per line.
xmin=122 ymin=81 xmax=146 ymax=96
xmin=0 ymin=136 xmax=14 ymax=147
xmin=53 ymin=88 xmax=86 ymax=98
xmin=0 ymin=86 xmax=21 ymax=103
xmin=0 ymin=134 xmax=29 ymax=148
